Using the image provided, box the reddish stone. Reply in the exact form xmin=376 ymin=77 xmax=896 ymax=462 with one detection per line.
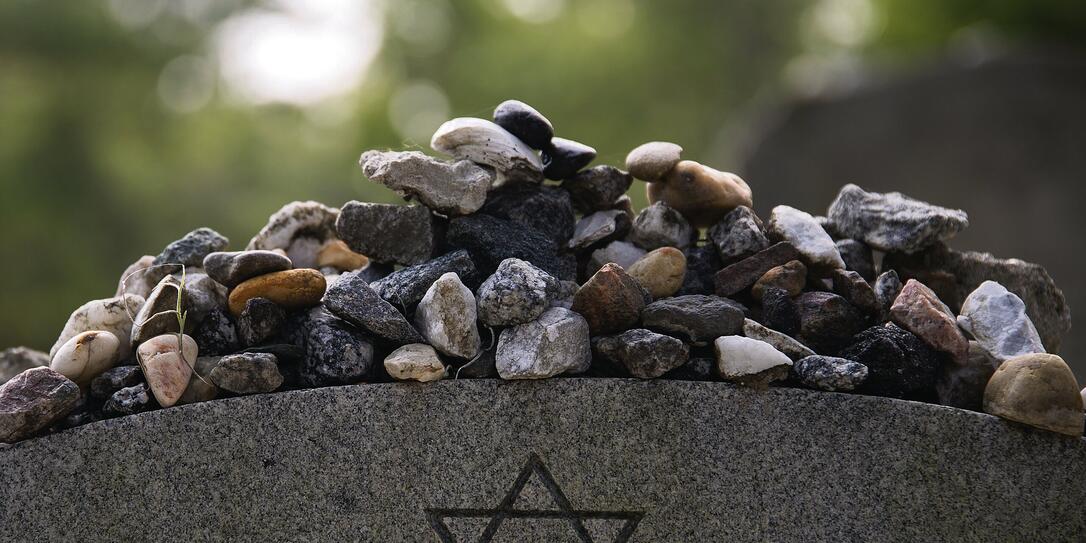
xmin=571 ymin=263 xmax=650 ymax=335
xmin=890 ymin=279 xmax=969 ymax=364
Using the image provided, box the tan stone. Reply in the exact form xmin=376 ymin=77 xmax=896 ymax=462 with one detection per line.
xmin=50 ymin=331 xmax=121 ymax=386
xmin=751 ymin=260 xmax=807 ymax=300
xmin=317 ymin=240 xmax=369 ymax=272
xmin=627 ymin=247 xmax=686 ymax=300
xmin=227 ymin=269 xmax=326 ymax=316
xmin=983 ymin=353 xmax=1083 ymax=436
xmin=646 ymin=160 xmax=752 ymax=229
xmin=137 ymin=334 xmax=198 ymax=408
xmin=384 ymin=344 xmax=446 ymax=383
xmin=890 ymin=279 xmax=969 ymax=364
xmin=625 ymin=141 xmax=682 ymax=181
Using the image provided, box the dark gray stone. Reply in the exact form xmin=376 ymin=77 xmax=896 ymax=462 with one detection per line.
xmin=568 ymin=210 xmax=630 ymax=251
xmin=663 ymin=356 xmax=716 ymax=381
xmin=209 ymin=353 xmax=283 ymax=395
xmin=453 ymin=346 xmax=497 ymax=379
xmin=190 ymin=308 xmax=239 ymax=357
xmin=795 ymin=291 xmax=867 ymax=353
xmin=0 ymin=367 xmax=80 ymax=443
xmin=477 ymin=258 xmax=560 ymax=327
xmin=324 ymin=270 xmax=424 ymax=345
xmin=561 ymin=165 xmax=633 ymax=214
xmin=708 ymin=206 xmax=769 ymax=265
xmin=828 ymin=184 xmax=969 ymax=253
xmin=90 ymin=366 xmax=144 ymax=400
xmin=793 ymin=355 xmax=868 ymax=392
xmin=446 ymin=214 xmax=575 ymax=281
xmin=0 ymin=347 xmax=48 ymax=385
xmin=541 ymin=137 xmax=596 ymax=180
xmin=493 ymin=99 xmax=554 ymax=150
xmin=838 ymin=323 xmax=943 ymax=402
xmin=480 ymin=184 xmax=575 ymax=246
xmin=835 ymin=239 xmax=875 ymax=281
xmin=149 ymin=227 xmax=229 ymax=284
xmin=335 ymin=201 xmax=436 ymax=266
xmin=641 ymin=295 xmax=745 ymax=344
xmin=675 ymin=244 xmax=722 ymax=296
xmin=628 ymin=202 xmax=696 ymax=251
xmin=102 ymin=383 xmax=152 ymax=417
xmin=592 ymin=329 xmax=689 ymax=379
xmin=714 ymin=242 xmax=801 ymax=297
xmin=285 ymin=308 xmax=374 ymax=387
xmin=3 ymin=380 xmax=1084 ymax=541
xmin=236 ymin=297 xmax=286 ymax=348
xmin=831 ymin=269 xmax=878 ymax=316
xmin=202 ymin=250 xmax=292 ymax=288
xmin=760 ymin=287 xmax=800 ymax=337
xmin=370 ymin=250 xmax=478 ymax=312
xmin=873 ymin=270 xmax=903 ymax=323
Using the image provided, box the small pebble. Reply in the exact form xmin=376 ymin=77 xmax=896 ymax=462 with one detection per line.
xmin=828 ymin=184 xmax=968 ymax=253
xmin=890 ymin=279 xmax=969 ymax=365
xmin=626 ymin=247 xmax=686 ymax=299
xmin=244 ymin=201 xmax=340 ymax=268
xmin=415 ymin=273 xmax=481 ymax=359
xmin=285 ymin=307 xmax=374 ymax=387
xmin=708 ymin=206 xmax=770 ymax=265
xmin=571 ymin=263 xmax=649 ymax=335
xmin=371 ymin=250 xmax=478 ymax=311
xmin=751 ymin=260 xmax=806 ymax=300
xmin=541 ymin=137 xmax=596 ymax=180
xmin=628 ymin=202 xmax=696 ymax=251
xmin=49 ymin=294 xmax=144 ymax=359
xmin=496 ymin=307 xmax=591 ymax=379
xmin=359 ymin=149 xmax=492 ymax=216
xmin=767 ymin=205 xmax=845 ymax=270
xmin=136 ymin=334 xmax=198 ymax=408
xmin=641 ymin=294 xmax=745 ymax=344
xmin=838 ymin=323 xmax=941 ymax=401
xmin=0 ymin=367 xmax=80 ymax=443
xmin=227 ymin=269 xmax=326 ymax=316
xmin=625 ymin=141 xmax=682 ymax=181
xmin=50 ymin=331 xmax=121 ymax=386
xmin=102 ymin=383 xmax=152 ymax=417
xmin=568 ymin=210 xmax=630 ymax=251
xmin=190 ymin=309 xmax=239 ymax=357
xmin=835 ymin=239 xmax=875 ymax=281
xmin=795 ymin=291 xmax=867 ymax=353
xmin=431 ymin=117 xmax=543 ymax=183
xmin=793 ymin=355 xmax=868 ymax=392
xmin=477 ymin=258 xmax=561 ymax=327
xmin=873 ymin=270 xmax=903 ymax=323
xmin=236 ymin=297 xmax=286 ymax=348
xmin=384 ymin=344 xmax=447 ymax=383
xmin=149 ymin=227 xmax=229 ymax=285
xmin=492 ymin=99 xmax=554 ymax=150
xmin=315 ymin=240 xmax=369 ymax=272
xmin=831 ymin=269 xmax=878 ymax=315
xmin=957 ymin=280 xmax=1045 ymax=362
xmin=714 ymin=242 xmax=801 ymax=297
xmin=203 ymin=250 xmax=293 ymax=289
xmin=335 ymin=201 xmax=436 ymax=266
xmin=209 ymin=352 xmax=283 ymax=394
xmin=984 ymin=353 xmax=1083 ymax=436
xmin=714 ymin=336 xmax=792 ymax=387
xmin=647 ymin=160 xmax=752 ymax=228
xmin=323 ymin=269 xmax=424 ymax=345
xmin=741 ymin=318 xmax=814 ymax=361
xmin=481 ymin=184 xmax=576 ymax=246
xmin=90 ymin=365 xmax=144 ymax=400
xmin=561 ymin=165 xmax=633 ymax=214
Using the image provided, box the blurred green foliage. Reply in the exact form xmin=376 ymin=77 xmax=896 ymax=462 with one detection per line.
xmin=0 ymin=0 xmax=1083 ymax=351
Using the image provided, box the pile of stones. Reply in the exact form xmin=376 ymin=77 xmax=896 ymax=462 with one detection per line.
xmin=1 ymin=99 xmax=1082 ymax=444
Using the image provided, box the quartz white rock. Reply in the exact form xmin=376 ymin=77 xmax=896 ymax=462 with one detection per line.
xmin=137 ymin=334 xmax=198 ymax=408
xmin=496 ymin=307 xmax=591 ymax=379
xmin=360 ymin=150 xmax=493 ymax=216
xmin=414 ymin=272 xmax=481 ymax=359
xmin=384 ymin=344 xmax=447 ymax=383
xmin=245 ymin=201 xmax=340 ymax=268
xmin=714 ymin=335 xmax=793 ymax=386
xmin=50 ymin=331 xmax=121 ymax=386
xmin=957 ymin=280 xmax=1045 ymax=362
xmin=430 ymin=117 xmax=543 ymax=184
xmin=767 ymin=205 xmax=845 ymax=269
xmin=49 ymin=294 xmax=145 ymax=359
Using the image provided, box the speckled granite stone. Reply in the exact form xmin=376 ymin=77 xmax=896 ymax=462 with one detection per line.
xmin=1 ymin=380 xmax=1083 ymax=541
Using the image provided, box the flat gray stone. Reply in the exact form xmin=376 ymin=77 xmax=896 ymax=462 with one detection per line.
xmin=359 ymin=150 xmax=492 ymax=216
xmin=828 ymin=184 xmax=969 ymax=254
xmin=2 ymin=380 xmax=1083 ymax=541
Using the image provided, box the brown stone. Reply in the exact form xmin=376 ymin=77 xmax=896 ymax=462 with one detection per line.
xmin=228 ymin=269 xmax=326 ymax=316
xmin=890 ymin=279 xmax=969 ymax=364
xmin=832 ymin=269 xmax=878 ymax=315
xmin=316 ymin=240 xmax=369 ymax=272
xmin=714 ymin=242 xmax=801 ymax=297
xmin=0 ymin=367 xmax=80 ymax=443
xmin=984 ymin=353 xmax=1083 ymax=436
xmin=571 ymin=263 xmax=649 ymax=335
xmin=751 ymin=260 xmax=806 ymax=300
xmin=646 ymin=160 xmax=753 ymax=228
xmin=627 ymin=247 xmax=687 ymax=299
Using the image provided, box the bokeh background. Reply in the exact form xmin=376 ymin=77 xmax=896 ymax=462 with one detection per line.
xmin=2 ymin=0 xmax=1085 ymax=373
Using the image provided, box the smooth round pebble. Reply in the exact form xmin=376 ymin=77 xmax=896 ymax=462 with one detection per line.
xmin=625 ymin=141 xmax=682 ymax=181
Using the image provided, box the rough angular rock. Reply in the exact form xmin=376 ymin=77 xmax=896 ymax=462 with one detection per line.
xmin=708 ymin=206 xmax=770 ymax=265
xmin=767 ymin=205 xmax=845 ymax=270
xmin=236 ymin=298 xmax=286 ymax=348
xmin=0 ymin=367 xmax=80 ymax=443
xmin=131 ymin=277 xmax=195 ymax=345
xmin=592 ymin=329 xmax=689 ymax=379
xmin=827 ymin=184 xmax=969 ymax=254
xmin=937 ymin=341 xmax=998 ymax=411
xmin=359 ymin=150 xmax=492 ymax=216
xmin=568 ymin=210 xmax=630 ymax=251
xmin=676 ymin=245 xmax=722 ymax=296
xmin=742 ymin=318 xmax=815 ymax=361
xmin=149 ymin=227 xmax=229 ymax=284
xmin=838 ymin=323 xmax=942 ymax=401
xmin=137 ymin=334 xmax=198 ymax=408
xmin=495 ymin=307 xmax=591 ymax=379
xmin=227 ymin=269 xmax=326 ymax=316
xmin=50 ymin=331 xmax=121 ymax=386
xmin=571 ymin=263 xmax=649 ymax=335
xmin=202 ymin=250 xmax=293 ymax=288
xmin=49 ymin=294 xmax=144 ymax=359
xmin=714 ymin=336 xmax=792 ymax=387
xmin=794 ymin=291 xmax=867 ymax=353
xmin=245 ymin=201 xmax=340 ymax=268
xmin=209 ymin=353 xmax=283 ymax=394
xmin=957 ymin=280 xmax=1046 ymax=362
xmin=647 ymin=160 xmax=753 ymax=229
xmin=561 ymin=165 xmax=633 ymax=214
xmin=316 ymin=240 xmax=368 ymax=272
xmin=323 ymin=269 xmax=424 ymax=345
xmin=335 ymin=201 xmax=436 ymax=266
xmin=625 ymin=141 xmax=682 ymax=181
xmin=873 ymin=270 xmax=903 ymax=323
xmin=642 ymin=295 xmax=745 ymax=344
xmin=480 ymin=184 xmax=575 ymax=245
xmin=0 ymin=348 xmax=49 ymax=385
xmin=446 ymin=214 xmax=574 ymax=280
xmin=415 ymin=273 xmax=481 ymax=359
xmin=628 ymin=202 xmax=695 ymax=251
xmin=890 ymin=279 xmax=969 ymax=365
xmin=541 ymin=137 xmax=596 ymax=180
xmin=492 ymin=99 xmax=554 ymax=150
xmin=431 ymin=117 xmax=543 ymax=183
xmin=90 ymin=365 xmax=144 ymax=400
xmin=477 ymin=258 xmax=560 ymax=327
xmin=836 ymin=239 xmax=875 ymax=281
xmin=285 ymin=307 xmax=374 ymax=387
xmin=114 ymin=255 xmax=157 ymax=299
xmin=714 ymin=242 xmax=802 ymax=297
xmin=831 ymin=269 xmax=878 ymax=315
xmin=984 ymin=353 xmax=1083 ymax=436
xmin=102 ymin=383 xmax=152 ymax=417
xmin=752 ymin=260 xmax=806 ymax=300
xmin=761 ymin=287 xmax=801 ymax=337
xmin=587 ymin=241 xmax=646 ymax=278
xmin=190 ymin=309 xmax=239 ymax=357
xmin=370 ymin=250 xmax=478 ymax=311
xmin=383 ymin=344 xmax=447 ymax=383
xmin=626 ymin=247 xmax=686 ymax=299
xmin=794 ymin=355 xmax=869 ymax=392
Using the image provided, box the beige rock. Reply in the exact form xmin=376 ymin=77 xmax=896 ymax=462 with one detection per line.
xmin=50 ymin=331 xmax=121 ymax=386
xmin=751 ymin=260 xmax=807 ymax=300
xmin=137 ymin=334 xmax=198 ymax=408
xmin=983 ymin=353 xmax=1083 ymax=436
xmin=49 ymin=294 xmax=145 ymax=359
xmin=384 ymin=344 xmax=447 ymax=382
xmin=646 ymin=160 xmax=752 ymax=229
xmin=317 ymin=240 xmax=369 ymax=272
xmin=227 ymin=269 xmax=326 ymax=316
xmin=625 ymin=141 xmax=683 ymax=181
xmin=115 ymin=255 xmax=157 ymax=299
xmin=627 ymin=247 xmax=686 ymax=300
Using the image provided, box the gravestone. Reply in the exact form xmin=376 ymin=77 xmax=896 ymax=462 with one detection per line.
xmin=1 ymin=379 xmax=1084 ymax=541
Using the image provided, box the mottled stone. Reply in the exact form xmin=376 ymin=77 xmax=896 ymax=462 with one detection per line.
xmin=568 ymin=210 xmax=630 ymax=251
xmin=984 ymin=353 xmax=1083 ymax=436
xmin=742 ymin=318 xmax=815 ymax=361
xmin=592 ymin=329 xmax=689 ymax=379
xmin=828 ymin=184 xmax=969 ymax=253
xmin=446 ymin=214 xmax=574 ymax=280
xmin=190 ymin=309 xmax=239 ymax=357
xmin=836 ymin=239 xmax=875 ymax=281
xmin=571 ymin=263 xmax=649 ymax=335
xmin=890 ymin=279 xmax=969 ymax=365
xmin=227 ymin=269 xmax=326 ymax=316
xmin=839 ymin=323 xmax=942 ymax=401
xmin=794 ymin=355 xmax=868 ymax=392
xmin=751 ymin=260 xmax=806 ymax=300
xmin=149 ymin=227 xmax=229 ymax=285
xmin=794 ymin=291 xmax=867 ymax=353
xmin=90 ymin=365 xmax=144 ymax=400
xmin=209 ymin=353 xmax=283 ymax=395
xmin=767 ymin=205 xmax=845 ymax=270
xmin=370 ymin=250 xmax=478 ymax=311
xmin=203 ymin=250 xmax=292 ymax=288
xmin=541 ymin=137 xmax=596 ymax=180
xmin=284 ymin=308 xmax=374 ymax=387
xmin=236 ymin=298 xmax=285 ymax=348
xmin=492 ymin=100 xmax=553 ymax=149
xmin=714 ymin=242 xmax=801 ymax=297
xmin=0 ymin=367 xmax=80 ymax=443
xmin=480 ymin=184 xmax=575 ymax=245
xmin=625 ymin=141 xmax=682 ymax=181
xmin=675 ymin=244 xmax=722 ymax=296
xmin=0 ymin=348 xmax=49 ymax=385
xmin=102 ymin=383 xmax=152 ymax=417
xmin=714 ymin=336 xmax=792 ymax=387
xmin=587 ymin=241 xmax=646 ymax=278
xmin=561 ymin=165 xmax=633 ymax=214
xmin=761 ymin=287 xmax=800 ymax=337
xmin=957 ymin=280 xmax=1045 ymax=362
xmin=628 ymin=202 xmax=695 ymax=251
xmin=626 ymin=247 xmax=686 ymax=299
xmin=50 ymin=331 xmax=121 ymax=386
xmin=415 ymin=273 xmax=481 ymax=359
xmin=937 ymin=341 xmax=998 ymax=411
xmin=708 ymin=206 xmax=770 ymax=265
xmin=642 ymin=295 xmax=745 ymax=344
xmin=495 ymin=307 xmax=591 ymax=379
xmin=873 ymin=270 xmax=903 ymax=323
xmin=323 ymin=270 xmax=424 ymax=345
xmin=647 ymin=160 xmax=753 ymax=229
xmin=137 ymin=334 xmax=198 ymax=408
xmin=114 ymin=255 xmax=156 ymax=299
xmin=245 ymin=201 xmax=340 ymax=268
xmin=316 ymin=240 xmax=368 ymax=272
xmin=384 ymin=344 xmax=446 ymax=383
xmin=49 ymin=294 xmax=144 ymax=359
xmin=477 ymin=258 xmax=560 ymax=327
xmin=831 ymin=269 xmax=878 ymax=315
xmin=359 ymin=150 xmax=492 ymax=215
xmin=335 ymin=201 xmax=436 ymax=266
xmin=431 ymin=117 xmax=543 ymax=183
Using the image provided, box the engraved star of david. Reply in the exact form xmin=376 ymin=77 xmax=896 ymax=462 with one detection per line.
xmin=425 ymin=453 xmax=644 ymax=542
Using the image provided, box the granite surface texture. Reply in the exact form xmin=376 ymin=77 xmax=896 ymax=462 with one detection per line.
xmin=1 ymin=379 xmax=1084 ymax=542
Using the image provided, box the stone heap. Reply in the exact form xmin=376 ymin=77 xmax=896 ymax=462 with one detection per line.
xmin=0 ymin=100 xmax=1081 ymax=444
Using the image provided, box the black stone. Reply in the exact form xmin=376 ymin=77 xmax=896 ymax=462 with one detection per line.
xmin=591 ymin=329 xmax=689 ymax=379
xmin=336 ymin=201 xmax=438 ymax=266
xmin=190 ymin=309 xmax=239 ymax=356
xmin=324 ymin=269 xmax=424 ymax=345
xmin=454 ymin=345 xmax=498 ymax=379
xmin=838 ymin=323 xmax=943 ymax=402
xmin=446 ymin=214 xmax=576 ymax=280
xmin=102 ymin=383 xmax=153 ymax=417
xmin=675 ymin=245 xmax=723 ymax=296
xmin=493 ymin=100 xmax=554 ymax=150
xmin=795 ymin=291 xmax=867 ymax=353
xmin=202 ymin=250 xmax=292 ymax=288
xmin=285 ymin=307 xmax=375 ymax=387
xmin=663 ymin=357 xmax=717 ymax=381
xmin=237 ymin=297 xmax=286 ymax=348
xmin=541 ymin=137 xmax=596 ymax=180
xmin=480 ymin=184 xmax=575 ymax=246
xmin=370 ymin=250 xmax=479 ymax=312
xmin=641 ymin=295 xmax=746 ymax=344
xmin=761 ymin=287 xmax=800 ymax=337
xmin=90 ymin=366 xmax=144 ymax=400
xmin=835 ymin=239 xmax=875 ymax=281
xmin=561 ymin=165 xmax=633 ymax=214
